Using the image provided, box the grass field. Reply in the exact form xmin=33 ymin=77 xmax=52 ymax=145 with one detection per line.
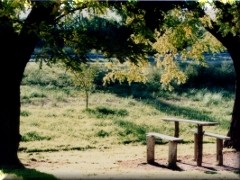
xmin=18 ymin=62 xmax=234 ymax=153
xmin=1 ymin=61 xmax=237 ymax=179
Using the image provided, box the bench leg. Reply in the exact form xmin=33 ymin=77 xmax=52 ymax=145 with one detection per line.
xmin=168 ymin=141 xmax=178 ymax=167
xmin=196 ymin=126 xmax=203 ymax=166
xmin=217 ymin=139 xmax=223 ymax=166
xmin=147 ymin=135 xmax=155 ymax=164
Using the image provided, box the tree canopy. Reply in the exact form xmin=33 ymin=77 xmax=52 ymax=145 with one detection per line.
xmin=29 ymin=0 xmax=229 ymax=90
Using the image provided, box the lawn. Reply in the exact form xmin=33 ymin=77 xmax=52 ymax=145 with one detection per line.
xmin=1 ymin=61 xmax=238 ymax=179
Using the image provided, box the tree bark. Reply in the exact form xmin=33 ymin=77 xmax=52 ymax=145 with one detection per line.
xmin=0 ymin=2 xmax=58 ymax=168
xmin=224 ymin=42 xmax=240 ymax=151
xmin=0 ymin=14 xmax=23 ymax=168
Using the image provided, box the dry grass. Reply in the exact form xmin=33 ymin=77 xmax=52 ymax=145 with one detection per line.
xmin=18 ymin=62 xmax=232 ymax=152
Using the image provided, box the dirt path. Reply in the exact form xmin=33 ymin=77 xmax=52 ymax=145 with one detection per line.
xmin=16 ymin=144 xmax=240 ymax=179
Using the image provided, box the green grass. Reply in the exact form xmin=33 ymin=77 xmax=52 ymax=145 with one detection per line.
xmin=85 ymin=106 xmax=129 ymax=118
xmin=19 ymin=62 xmax=234 ymax=152
xmin=114 ymin=119 xmax=148 ymax=144
xmin=6 ymin=61 xmax=233 ymax=179
xmin=21 ymin=131 xmax=52 ymax=142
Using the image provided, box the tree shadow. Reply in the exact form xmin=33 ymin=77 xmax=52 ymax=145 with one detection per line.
xmin=2 ymin=168 xmax=57 ymax=180
xmin=178 ymin=160 xmax=240 ymax=173
xmin=178 ymin=161 xmax=219 ymax=172
xmin=104 ymin=83 xmax=217 ymax=122
xmin=144 ymin=97 xmax=217 ymax=122
xmin=233 ymin=169 xmax=240 ymax=175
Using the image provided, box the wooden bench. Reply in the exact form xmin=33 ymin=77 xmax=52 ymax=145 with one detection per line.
xmin=192 ymin=130 xmax=230 ymax=166
xmin=146 ymin=132 xmax=183 ymax=167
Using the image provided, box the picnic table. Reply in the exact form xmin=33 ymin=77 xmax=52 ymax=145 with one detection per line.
xmin=161 ymin=117 xmax=219 ymax=166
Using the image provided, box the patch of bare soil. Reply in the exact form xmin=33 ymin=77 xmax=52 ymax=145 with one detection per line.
xmin=118 ymin=151 xmax=240 ymax=172
xmin=19 ymin=145 xmax=240 ymax=179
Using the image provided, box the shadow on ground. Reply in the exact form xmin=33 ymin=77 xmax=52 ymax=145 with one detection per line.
xmin=104 ymin=83 xmax=218 ymax=122
xmin=2 ymin=168 xmax=57 ymax=179
xmin=147 ymin=162 xmax=184 ymax=171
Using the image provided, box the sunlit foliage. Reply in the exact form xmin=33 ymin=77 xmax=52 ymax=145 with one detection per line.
xmin=152 ymin=7 xmax=225 ymax=90
xmin=103 ymin=59 xmax=149 ymax=85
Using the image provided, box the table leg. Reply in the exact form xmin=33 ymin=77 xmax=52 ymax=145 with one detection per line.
xmin=196 ymin=125 xmax=203 ymax=166
xmin=174 ymin=121 xmax=179 ymax=137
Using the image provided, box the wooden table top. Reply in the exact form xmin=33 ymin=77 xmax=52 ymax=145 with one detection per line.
xmin=161 ymin=117 xmax=219 ymax=126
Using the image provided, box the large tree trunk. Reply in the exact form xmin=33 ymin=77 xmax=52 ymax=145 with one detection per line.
xmin=0 ymin=2 xmax=58 ymax=168
xmin=0 ymin=14 xmax=23 ymax=168
xmin=0 ymin=72 xmax=22 ymax=168
xmin=225 ymin=77 xmax=240 ymax=150
xmin=223 ymin=42 xmax=240 ymax=151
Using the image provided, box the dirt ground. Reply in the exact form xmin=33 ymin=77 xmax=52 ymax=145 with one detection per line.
xmin=13 ymin=144 xmax=240 ymax=179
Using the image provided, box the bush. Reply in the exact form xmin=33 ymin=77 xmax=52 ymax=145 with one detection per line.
xmin=202 ymin=92 xmax=223 ymax=106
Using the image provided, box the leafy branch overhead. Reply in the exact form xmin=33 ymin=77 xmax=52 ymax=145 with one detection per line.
xmin=7 ymin=0 xmax=235 ymax=90
xmin=37 ymin=4 xmax=149 ymax=65
xmin=152 ymin=7 xmax=225 ymax=90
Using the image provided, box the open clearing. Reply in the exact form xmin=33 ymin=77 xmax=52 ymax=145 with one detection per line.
xmin=2 ymin=62 xmax=239 ymax=179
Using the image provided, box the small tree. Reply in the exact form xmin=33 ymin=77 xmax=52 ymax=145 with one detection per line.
xmin=71 ymin=63 xmax=97 ymax=110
